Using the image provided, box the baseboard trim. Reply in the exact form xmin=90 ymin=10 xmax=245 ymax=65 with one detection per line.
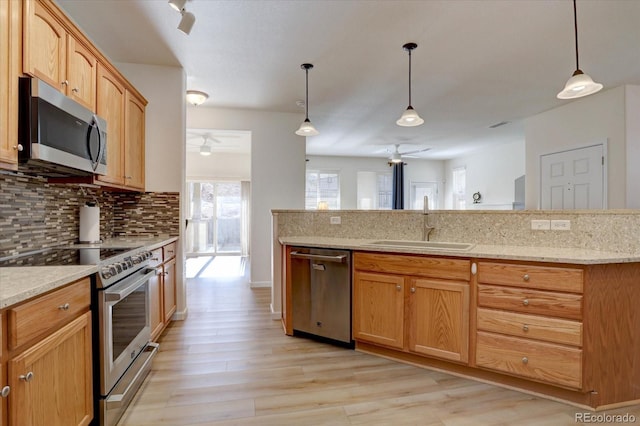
xmin=172 ymin=307 xmax=188 ymax=321
xmin=270 ymin=303 xmax=281 ymax=320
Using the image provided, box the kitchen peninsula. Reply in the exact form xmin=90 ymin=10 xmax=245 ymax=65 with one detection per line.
xmin=274 ymin=209 xmax=640 ymax=411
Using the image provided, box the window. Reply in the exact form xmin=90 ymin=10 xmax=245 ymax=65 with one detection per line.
xmin=356 ymin=171 xmax=392 ymax=209
xmin=377 ymin=173 xmax=393 ymax=209
xmin=305 ymin=170 xmax=340 ymax=209
xmin=452 ymin=166 xmax=466 ymax=210
xmin=410 ymin=182 xmax=438 ymax=210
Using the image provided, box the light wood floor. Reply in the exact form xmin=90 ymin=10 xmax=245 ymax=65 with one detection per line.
xmin=119 ymin=270 xmax=640 ymax=425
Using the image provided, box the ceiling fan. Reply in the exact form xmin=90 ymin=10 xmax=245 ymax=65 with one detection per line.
xmin=194 ymin=134 xmax=221 ymax=156
xmin=388 ymin=144 xmax=430 ymax=163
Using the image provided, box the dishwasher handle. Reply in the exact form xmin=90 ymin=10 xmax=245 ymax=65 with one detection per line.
xmin=290 ymin=251 xmax=347 ymax=263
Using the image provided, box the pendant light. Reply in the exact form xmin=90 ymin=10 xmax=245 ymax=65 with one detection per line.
xmin=295 ymin=63 xmax=319 ymax=136
xmin=557 ymin=0 xmax=603 ymax=99
xmin=397 ymin=43 xmax=424 ymax=127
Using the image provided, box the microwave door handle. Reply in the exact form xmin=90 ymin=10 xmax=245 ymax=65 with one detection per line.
xmin=88 ymin=115 xmax=102 ymax=171
xmin=94 ymin=115 xmax=106 ymax=171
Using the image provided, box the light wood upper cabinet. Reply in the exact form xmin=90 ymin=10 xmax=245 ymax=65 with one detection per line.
xmin=66 ymin=35 xmax=96 ymax=111
xmin=353 ymin=271 xmax=405 ymax=349
xmin=0 ymin=0 xmax=21 ymax=169
xmin=96 ymin=64 xmax=125 ymax=186
xmin=124 ymin=90 xmax=146 ymax=190
xmin=408 ymin=278 xmax=469 ymax=363
xmin=23 ymin=0 xmax=96 ymax=111
xmin=8 ymin=312 xmax=92 ymax=426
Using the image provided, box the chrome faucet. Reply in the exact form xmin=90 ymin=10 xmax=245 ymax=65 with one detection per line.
xmin=423 ymin=195 xmax=435 ymax=241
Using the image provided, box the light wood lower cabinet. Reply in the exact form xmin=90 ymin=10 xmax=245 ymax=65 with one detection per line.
xmin=0 ymin=277 xmax=93 ymax=426
xmin=149 ymin=241 xmax=178 ymax=342
xmin=8 ymin=312 xmax=92 ymax=426
xmin=353 ymin=252 xmax=471 ymax=364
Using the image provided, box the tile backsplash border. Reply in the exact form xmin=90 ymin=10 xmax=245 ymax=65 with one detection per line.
xmin=273 ymin=209 xmax=640 ymax=255
xmin=0 ymin=172 xmax=179 ymax=257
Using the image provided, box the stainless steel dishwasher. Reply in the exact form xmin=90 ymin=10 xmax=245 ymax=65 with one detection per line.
xmin=290 ymin=247 xmax=352 ymax=346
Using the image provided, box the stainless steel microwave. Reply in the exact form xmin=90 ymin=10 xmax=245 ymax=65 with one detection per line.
xmin=18 ymin=77 xmax=107 ymax=176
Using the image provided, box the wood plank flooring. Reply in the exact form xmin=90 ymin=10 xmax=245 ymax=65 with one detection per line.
xmin=119 ymin=269 xmax=640 ymax=425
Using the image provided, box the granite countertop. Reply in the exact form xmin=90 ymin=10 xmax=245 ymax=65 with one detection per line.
xmin=0 ymin=236 xmax=178 ymax=310
xmin=279 ymin=236 xmax=640 ymax=264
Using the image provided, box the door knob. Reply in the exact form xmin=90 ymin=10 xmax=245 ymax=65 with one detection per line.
xmin=19 ymin=372 xmax=34 ymax=382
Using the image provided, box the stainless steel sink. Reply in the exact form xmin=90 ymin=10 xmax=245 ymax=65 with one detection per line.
xmin=366 ymin=240 xmax=475 ymax=251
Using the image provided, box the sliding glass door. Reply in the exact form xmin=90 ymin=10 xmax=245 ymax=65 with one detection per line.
xmin=186 ymin=181 xmax=247 ymax=255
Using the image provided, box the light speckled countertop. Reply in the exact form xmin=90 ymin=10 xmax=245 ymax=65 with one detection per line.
xmin=279 ymin=236 xmax=640 ymax=264
xmin=0 ymin=236 xmax=178 ymax=310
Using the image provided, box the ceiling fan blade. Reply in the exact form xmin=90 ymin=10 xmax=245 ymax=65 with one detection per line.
xmin=401 ymin=147 xmax=431 ymax=156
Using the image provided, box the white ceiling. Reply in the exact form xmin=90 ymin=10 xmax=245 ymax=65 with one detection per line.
xmin=57 ymin=0 xmax=640 ymax=160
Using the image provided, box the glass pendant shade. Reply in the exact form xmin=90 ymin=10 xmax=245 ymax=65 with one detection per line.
xmin=557 ymin=69 xmax=603 ymax=99
xmin=295 ymin=118 xmax=319 ymax=136
xmin=396 ymin=106 xmax=424 ymax=127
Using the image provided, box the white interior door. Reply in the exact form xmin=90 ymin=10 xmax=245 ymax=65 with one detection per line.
xmin=540 ymin=144 xmax=605 ymax=210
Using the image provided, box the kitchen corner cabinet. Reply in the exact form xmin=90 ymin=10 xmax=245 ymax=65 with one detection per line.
xmin=23 ymin=0 xmax=97 ymax=111
xmin=353 ymin=252 xmax=471 ymax=364
xmin=149 ymin=241 xmax=178 ymax=342
xmin=0 ymin=277 xmax=93 ymax=426
xmin=0 ymin=0 xmax=20 ymax=169
xmin=124 ymin=90 xmax=146 ymax=190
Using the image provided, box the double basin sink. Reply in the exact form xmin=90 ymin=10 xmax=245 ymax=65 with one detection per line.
xmin=365 ymin=240 xmax=475 ymax=251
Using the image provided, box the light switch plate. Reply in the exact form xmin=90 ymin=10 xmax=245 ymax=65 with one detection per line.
xmin=330 ymin=216 xmax=341 ymax=225
xmin=551 ymin=219 xmax=571 ymax=231
xmin=531 ymin=219 xmax=551 ymax=230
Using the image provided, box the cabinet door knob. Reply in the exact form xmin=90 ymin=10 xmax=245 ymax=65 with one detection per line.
xmin=61 ymin=80 xmax=69 ymax=86
xmin=522 ymin=324 xmax=529 ymax=332
xmin=522 ymin=357 xmax=529 ymax=365
xmin=58 ymin=303 xmax=70 ymax=310
xmin=395 ymin=285 xmax=401 ymax=291
xmin=0 ymin=386 xmax=9 ymax=398
xmin=72 ymin=88 xmax=79 ymax=93
xmin=19 ymin=372 xmax=34 ymax=382
xmin=410 ymin=287 xmax=416 ymax=293
xmin=522 ymin=299 xmax=529 ymax=306
xmin=13 ymin=144 xmax=23 ymax=151
xmin=523 ymin=274 xmax=530 ymax=282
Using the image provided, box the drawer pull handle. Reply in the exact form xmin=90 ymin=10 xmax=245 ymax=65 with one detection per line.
xmin=0 ymin=386 xmax=9 ymax=398
xmin=396 ymin=285 xmax=401 ymax=291
xmin=522 ymin=357 xmax=529 ymax=365
xmin=19 ymin=372 xmax=34 ymax=382
xmin=523 ymin=274 xmax=530 ymax=282
xmin=58 ymin=303 xmax=70 ymax=311
xmin=522 ymin=324 xmax=529 ymax=332
xmin=151 ymin=257 xmax=160 ymax=262
xmin=522 ymin=299 xmax=529 ymax=306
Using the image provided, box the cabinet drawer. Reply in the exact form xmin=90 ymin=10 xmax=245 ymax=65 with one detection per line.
xmin=163 ymin=242 xmax=176 ymax=261
xmin=477 ymin=308 xmax=582 ymax=346
xmin=478 ymin=262 xmax=583 ymax=293
xmin=148 ymin=248 xmax=163 ymax=267
xmin=478 ymin=284 xmax=582 ymax=320
xmin=476 ymin=331 xmax=582 ymax=389
xmin=8 ymin=278 xmax=90 ymax=350
xmin=354 ymin=252 xmax=470 ymax=281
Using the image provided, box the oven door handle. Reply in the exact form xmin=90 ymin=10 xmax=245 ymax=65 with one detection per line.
xmin=104 ymin=268 xmax=156 ymax=302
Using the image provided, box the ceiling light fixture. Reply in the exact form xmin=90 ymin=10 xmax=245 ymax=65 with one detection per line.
xmin=186 ymin=90 xmax=208 ymax=106
xmin=397 ymin=42 xmax=424 ymax=127
xmin=199 ymin=136 xmax=212 ymax=156
xmin=557 ymin=0 xmax=603 ymax=99
xmin=168 ymin=0 xmax=186 ymax=12
xmin=178 ymin=9 xmax=196 ymax=35
xmin=295 ymin=63 xmax=319 ymax=137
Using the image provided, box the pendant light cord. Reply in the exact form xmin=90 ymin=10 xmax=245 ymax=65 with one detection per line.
xmin=573 ymin=0 xmax=579 ymax=70
xmin=408 ymin=48 xmax=412 ymax=107
xmin=305 ymin=68 xmax=310 ymax=120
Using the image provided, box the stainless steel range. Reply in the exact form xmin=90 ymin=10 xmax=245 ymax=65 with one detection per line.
xmin=0 ymin=245 xmax=159 ymax=426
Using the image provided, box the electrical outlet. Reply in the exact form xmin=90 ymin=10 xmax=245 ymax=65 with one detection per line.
xmin=551 ymin=219 xmax=571 ymax=231
xmin=531 ymin=219 xmax=551 ymax=230
xmin=330 ymin=216 xmax=341 ymax=225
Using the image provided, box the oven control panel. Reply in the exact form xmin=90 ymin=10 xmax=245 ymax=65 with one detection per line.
xmin=100 ymin=250 xmax=153 ymax=282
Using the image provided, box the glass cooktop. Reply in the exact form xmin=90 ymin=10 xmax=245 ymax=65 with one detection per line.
xmin=0 ymin=247 xmax=135 ymax=267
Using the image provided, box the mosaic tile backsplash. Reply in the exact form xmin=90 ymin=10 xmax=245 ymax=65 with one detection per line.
xmin=0 ymin=172 xmax=180 ymax=257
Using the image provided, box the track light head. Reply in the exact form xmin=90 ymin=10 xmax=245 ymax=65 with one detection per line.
xmin=178 ymin=10 xmax=195 ymax=34
xmin=168 ymin=0 xmax=187 ymax=12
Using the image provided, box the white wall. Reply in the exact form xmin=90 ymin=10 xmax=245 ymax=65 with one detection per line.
xmin=524 ymin=86 xmax=627 ymax=209
xmin=443 ymin=140 xmax=525 ymax=209
xmin=306 ymin=155 xmax=445 ymax=209
xmin=187 ymin=107 xmax=305 ymax=289
xmin=626 ymin=86 xmax=640 ymax=209
xmin=186 ymin=152 xmax=251 ymax=181
xmin=115 ymin=62 xmax=188 ymax=319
